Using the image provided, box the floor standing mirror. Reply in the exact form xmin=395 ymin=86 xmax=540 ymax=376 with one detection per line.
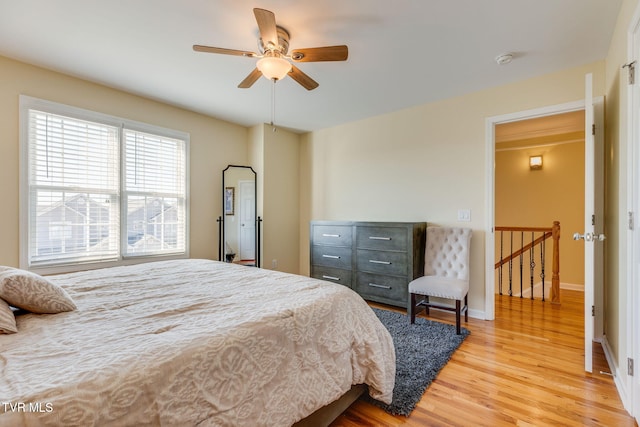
xmin=219 ymin=165 xmax=261 ymax=267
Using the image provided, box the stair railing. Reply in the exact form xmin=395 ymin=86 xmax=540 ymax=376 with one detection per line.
xmin=494 ymin=221 xmax=560 ymax=304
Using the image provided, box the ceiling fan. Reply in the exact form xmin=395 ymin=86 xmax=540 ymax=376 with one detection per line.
xmin=193 ymin=8 xmax=348 ymax=91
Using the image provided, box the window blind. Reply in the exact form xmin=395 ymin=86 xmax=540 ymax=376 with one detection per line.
xmin=123 ymin=129 xmax=186 ymax=256
xmin=28 ymin=110 xmax=120 ymax=265
xmin=23 ymin=97 xmax=189 ymax=269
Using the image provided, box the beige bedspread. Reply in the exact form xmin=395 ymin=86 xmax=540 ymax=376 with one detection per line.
xmin=0 ymin=259 xmax=395 ymax=427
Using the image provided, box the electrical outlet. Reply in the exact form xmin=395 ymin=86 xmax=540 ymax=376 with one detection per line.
xmin=457 ymin=209 xmax=471 ymax=222
xmin=271 ymin=259 xmax=278 ymax=269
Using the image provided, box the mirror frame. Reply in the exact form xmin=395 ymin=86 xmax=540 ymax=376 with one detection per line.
xmin=220 ymin=165 xmax=260 ymax=267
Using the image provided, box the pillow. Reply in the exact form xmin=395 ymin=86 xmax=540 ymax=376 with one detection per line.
xmin=0 ymin=268 xmax=76 ymax=314
xmin=0 ymin=297 xmax=17 ymax=334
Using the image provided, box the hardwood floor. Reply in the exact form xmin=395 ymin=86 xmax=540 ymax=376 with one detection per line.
xmin=332 ymin=290 xmax=636 ymax=426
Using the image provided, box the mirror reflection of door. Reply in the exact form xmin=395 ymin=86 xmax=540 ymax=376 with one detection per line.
xmin=222 ymin=165 xmax=257 ymax=266
xmin=238 ymin=180 xmax=256 ymax=261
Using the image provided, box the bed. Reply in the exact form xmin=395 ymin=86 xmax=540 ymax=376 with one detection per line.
xmin=0 ymin=259 xmax=395 ymax=427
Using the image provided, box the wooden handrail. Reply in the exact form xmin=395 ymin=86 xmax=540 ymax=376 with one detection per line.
xmin=495 ymin=221 xmax=560 ymax=304
xmin=494 ymin=231 xmax=552 ymax=269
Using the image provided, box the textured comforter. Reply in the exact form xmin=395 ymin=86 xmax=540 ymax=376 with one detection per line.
xmin=0 ymin=259 xmax=395 ymax=427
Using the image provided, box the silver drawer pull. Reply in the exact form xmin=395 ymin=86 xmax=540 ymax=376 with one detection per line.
xmin=322 ymin=254 xmax=341 ymax=259
xmin=368 ymin=283 xmax=392 ymax=289
xmin=369 ymin=236 xmax=391 ymax=241
xmin=322 ymin=275 xmax=340 ymax=281
xmin=369 ymin=260 xmax=391 ymax=265
xmin=322 ymin=233 xmax=341 ymax=238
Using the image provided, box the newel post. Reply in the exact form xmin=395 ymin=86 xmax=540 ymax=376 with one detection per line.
xmin=551 ymin=221 xmax=561 ymax=304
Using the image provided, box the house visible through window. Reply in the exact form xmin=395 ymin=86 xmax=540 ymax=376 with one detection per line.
xmin=20 ymin=96 xmax=189 ymax=269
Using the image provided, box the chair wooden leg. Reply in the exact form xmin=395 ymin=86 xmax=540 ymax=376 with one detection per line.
xmin=455 ymin=300 xmax=461 ymax=335
xmin=410 ymin=293 xmax=416 ymax=324
xmin=464 ymin=294 xmax=468 ymax=322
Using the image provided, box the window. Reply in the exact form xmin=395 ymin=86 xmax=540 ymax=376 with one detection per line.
xmin=20 ymin=96 xmax=189 ymax=269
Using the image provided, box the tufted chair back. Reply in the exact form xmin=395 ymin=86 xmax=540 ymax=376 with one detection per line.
xmin=424 ymin=227 xmax=472 ymax=280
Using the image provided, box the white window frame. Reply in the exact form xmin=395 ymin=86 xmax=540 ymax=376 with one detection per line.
xmin=19 ymin=95 xmax=190 ymax=274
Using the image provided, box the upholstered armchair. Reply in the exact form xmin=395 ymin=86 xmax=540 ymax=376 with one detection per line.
xmin=408 ymin=227 xmax=472 ymax=334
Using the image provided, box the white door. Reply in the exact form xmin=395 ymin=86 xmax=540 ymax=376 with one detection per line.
xmin=629 ymin=10 xmax=640 ymax=419
xmin=238 ymin=180 xmax=256 ymax=261
xmin=573 ymin=73 xmax=605 ymax=373
xmin=632 ymin=66 xmax=640 ymax=421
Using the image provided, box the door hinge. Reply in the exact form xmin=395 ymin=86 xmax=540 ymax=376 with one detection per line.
xmin=623 ymin=61 xmax=636 ymax=85
xmin=629 ymin=212 xmax=635 ymax=231
xmin=592 ymin=214 xmax=595 ymax=226
xmin=592 ymin=305 xmax=595 ymax=317
xmin=592 ymin=124 xmax=595 ymax=136
xmin=628 ymin=358 xmax=634 ymax=376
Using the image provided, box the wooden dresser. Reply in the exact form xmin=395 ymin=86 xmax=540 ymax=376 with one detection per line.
xmin=310 ymin=221 xmax=426 ymax=308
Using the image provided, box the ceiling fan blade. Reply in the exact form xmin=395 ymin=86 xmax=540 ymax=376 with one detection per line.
xmin=289 ymin=65 xmax=319 ymax=90
xmin=253 ymin=8 xmax=278 ymax=49
xmin=238 ymin=68 xmax=263 ymax=89
xmin=193 ymin=45 xmax=256 ymax=57
xmin=290 ymin=45 xmax=349 ymax=62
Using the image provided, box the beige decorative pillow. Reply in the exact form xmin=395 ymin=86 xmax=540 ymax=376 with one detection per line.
xmin=0 ymin=298 xmax=17 ymax=334
xmin=0 ymin=268 xmax=76 ymax=314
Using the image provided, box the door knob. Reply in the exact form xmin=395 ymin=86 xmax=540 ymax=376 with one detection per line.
xmin=573 ymin=232 xmax=606 ymax=242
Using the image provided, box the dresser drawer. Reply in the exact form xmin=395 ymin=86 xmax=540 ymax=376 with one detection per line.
xmin=312 ymin=245 xmax=352 ymax=270
xmin=310 ymin=220 xmax=426 ymax=309
xmin=356 ymin=226 xmax=407 ymax=251
xmin=355 ymin=272 xmax=407 ymax=304
xmin=311 ymin=266 xmax=352 ymax=287
xmin=356 ymin=249 xmax=407 ymax=276
xmin=312 ymin=225 xmax=353 ymax=247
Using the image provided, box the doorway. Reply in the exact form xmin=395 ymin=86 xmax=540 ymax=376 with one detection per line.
xmin=485 ymin=100 xmax=586 ymax=319
xmin=485 ymin=97 xmax=605 ymax=373
xmin=494 ymin=111 xmax=585 ymax=302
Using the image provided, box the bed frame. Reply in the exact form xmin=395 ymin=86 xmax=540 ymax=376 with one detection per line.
xmin=293 ymin=384 xmax=365 ymax=427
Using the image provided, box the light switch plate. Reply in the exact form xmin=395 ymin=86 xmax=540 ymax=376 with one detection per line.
xmin=457 ymin=209 xmax=471 ymax=222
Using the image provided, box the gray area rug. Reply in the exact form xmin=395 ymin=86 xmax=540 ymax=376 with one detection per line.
xmin=364 ymin=308 xmax=470 ymax=416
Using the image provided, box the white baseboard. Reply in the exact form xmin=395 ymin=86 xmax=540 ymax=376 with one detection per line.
xmin=509 ymin=281 xmax=583 ymax=298
xmin=418 ymin=304 xmax=485 ymax=322
xmin=558 ymin=282 xmax=584 ymax=291
xmin=468 ymin=308 xmax=485 ymax=320
xmin=601 ymin=335 xmax=633 ymax=415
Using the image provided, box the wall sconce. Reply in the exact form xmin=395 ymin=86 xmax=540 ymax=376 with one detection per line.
xmin=529 ymin=155 xmax=543 ymax=170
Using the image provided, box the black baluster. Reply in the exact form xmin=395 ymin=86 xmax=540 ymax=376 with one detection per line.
xmin=540 ymin=235 xmax=546 ymax=302
xmin=519 ymin=231 xmax=524 ymax=298
xmin=508 ymin=231 xmax=513 ymax=296
xmin=530 ymin=232 xmax=535 ymax=300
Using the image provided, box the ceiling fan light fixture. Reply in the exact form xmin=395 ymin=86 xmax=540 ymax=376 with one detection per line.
xmin=256 ymin=56 xmax=292 ymax=81
xmin=194 ymin=8 xmax=344 ymax=90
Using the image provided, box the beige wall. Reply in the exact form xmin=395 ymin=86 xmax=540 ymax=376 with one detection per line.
xmin=300 ymin=61 xmax=606 ymax=316
xmin=0 ymin=55 xmax=303 ymax=276
xmin=247 ymin=124 xmax=300 ymax=274
xmin=495 ymin=141 xmax=585 ymax=286
xmin=248 ymin=124 xmax=265 ymax=265
xmin=603 ymin=0 xmax=638 ymax=390
xmin=0 ymin=55 xmax=248 ymax=267
xmin=262 ymin=124 xmax=300 ymax=274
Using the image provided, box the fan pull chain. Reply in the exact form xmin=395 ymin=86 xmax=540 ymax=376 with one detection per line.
xmin=270 ymin=78 xmax=277 ymax=132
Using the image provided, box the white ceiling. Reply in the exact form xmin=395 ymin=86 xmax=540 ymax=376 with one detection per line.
xmin=0 ymin=0 xmax=622 ymax=133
